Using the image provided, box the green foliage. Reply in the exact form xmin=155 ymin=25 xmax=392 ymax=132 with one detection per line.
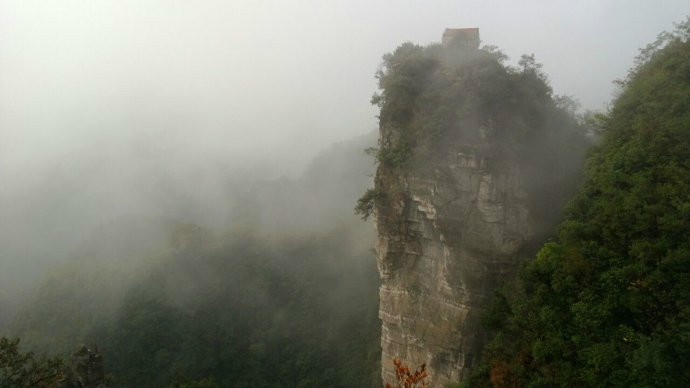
xmin=93 ymin=225 xmax=381 ymax=388
xmin=464 ymin=20 xmax=690 ymax=388
xmin=0 ymin=337 xmax=63 ymax=388
xmin=12 ymin=133 xmax=381 ymax=388
xmin=370 ymin=41 xmax=585 ymax=163
xmin=172 ymin=377 xmax=221 ymax=388
xmin=355 ymin=188 xmax=383 ymax=220
xmin=15 ymin=224 xmax=381 ymax=388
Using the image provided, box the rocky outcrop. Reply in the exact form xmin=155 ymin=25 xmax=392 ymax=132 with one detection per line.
xmin=59 ymin=345 xmax=106 ymax=388
xmin=375 ymin=141 xmax=537 ymax=387
xmin=369 ymin=33 xmax=587 ymax=387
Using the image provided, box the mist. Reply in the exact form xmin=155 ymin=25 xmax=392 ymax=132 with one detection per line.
xmin=0 ymin=1 xmax=689 ymax=387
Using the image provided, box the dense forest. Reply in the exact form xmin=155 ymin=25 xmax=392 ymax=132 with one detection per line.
xmin=99 ymin=227 xmax=380 ymax=388
xmin=462 ymin=20 xmax=690 ymax=388
xmin=3 ymin=134 xmax=382 ymax=388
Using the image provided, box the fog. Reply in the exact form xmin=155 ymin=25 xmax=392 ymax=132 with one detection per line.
xmin=0 ymin=0 xmax=688 ymax=347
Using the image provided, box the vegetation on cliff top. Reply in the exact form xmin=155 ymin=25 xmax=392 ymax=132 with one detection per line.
xmin=463 ymin=19 xmax=690 ymax=388
xmin=357 ymin=40 xmax=590 ymax=223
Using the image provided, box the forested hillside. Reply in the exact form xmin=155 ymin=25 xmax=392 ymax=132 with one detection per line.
xmin=7 ymin=133 xmax=382 ymax=388
xmin=99 ymin=226 xmax=380 ymax=388
xmin=463 ymin=20 xmax=690 ymax=388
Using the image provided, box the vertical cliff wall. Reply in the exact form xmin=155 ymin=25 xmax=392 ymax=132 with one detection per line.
xmin=367 ymin=38 xmax=587 ymax=387
xmin=375 ymin=142 xmax=533 ymax=387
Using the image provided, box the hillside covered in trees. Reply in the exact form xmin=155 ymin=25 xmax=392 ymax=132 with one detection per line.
xmin=462 ymin=20 xmax=690 ymax=388
xmin=4 ymin=134 xmax=382 ymax=388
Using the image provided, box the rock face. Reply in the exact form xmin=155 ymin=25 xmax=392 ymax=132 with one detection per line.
xmin=369 ymin=32 xmax=587 ymax=387
xmin=375 ymin=142 xmax=536 ymax=387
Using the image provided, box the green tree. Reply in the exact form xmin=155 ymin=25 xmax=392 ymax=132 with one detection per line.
xmin=0 ymin=337 xmax=63 ymax=388
xmin=464 ymin=18 xmax=690 ymax=388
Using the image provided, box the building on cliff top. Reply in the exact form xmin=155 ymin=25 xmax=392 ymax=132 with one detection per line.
xmin=442 ymin=28 xmax=480 ymax=49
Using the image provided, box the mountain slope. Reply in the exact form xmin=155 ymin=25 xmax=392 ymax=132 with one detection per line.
xmin=9 ymin=133 xmax=381 ymax=388
xmin=464 ymin=20 xmax=690 ymax=388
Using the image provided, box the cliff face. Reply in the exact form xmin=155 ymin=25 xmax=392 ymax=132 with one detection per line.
xmin=375 ymin=140 xmax=534 ymax=387
xmin=367 ymin=38 xmax=587 ymax=387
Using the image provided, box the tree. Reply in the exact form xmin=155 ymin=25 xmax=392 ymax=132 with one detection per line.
xmin=0 ymin=337 xmax=63 ymax=388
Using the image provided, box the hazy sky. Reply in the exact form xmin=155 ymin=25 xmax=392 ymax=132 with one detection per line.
xmin=1 ymin=0 xmax=688 ymax=174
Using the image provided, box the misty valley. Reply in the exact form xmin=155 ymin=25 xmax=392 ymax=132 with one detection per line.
xmin=2 ymin=134 xmax=383 ymax=387
xmin=1 ymin=3 xmax=689 ymax=388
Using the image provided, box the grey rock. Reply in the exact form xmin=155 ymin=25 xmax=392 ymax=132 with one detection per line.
xmin=374 ymin=143 xmax=539 ymax=387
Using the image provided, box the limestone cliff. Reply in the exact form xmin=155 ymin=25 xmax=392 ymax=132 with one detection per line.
xmin=375 ymin=142 xmax=533 ymax=387
xmin=368 ymin=33 xmax=586 ymax=387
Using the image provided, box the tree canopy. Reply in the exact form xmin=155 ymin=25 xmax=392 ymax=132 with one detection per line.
xmin=0 ymin=337 xmax=63 ymax=388
xmin=463 ymin=19 xmax=690 ymax=388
